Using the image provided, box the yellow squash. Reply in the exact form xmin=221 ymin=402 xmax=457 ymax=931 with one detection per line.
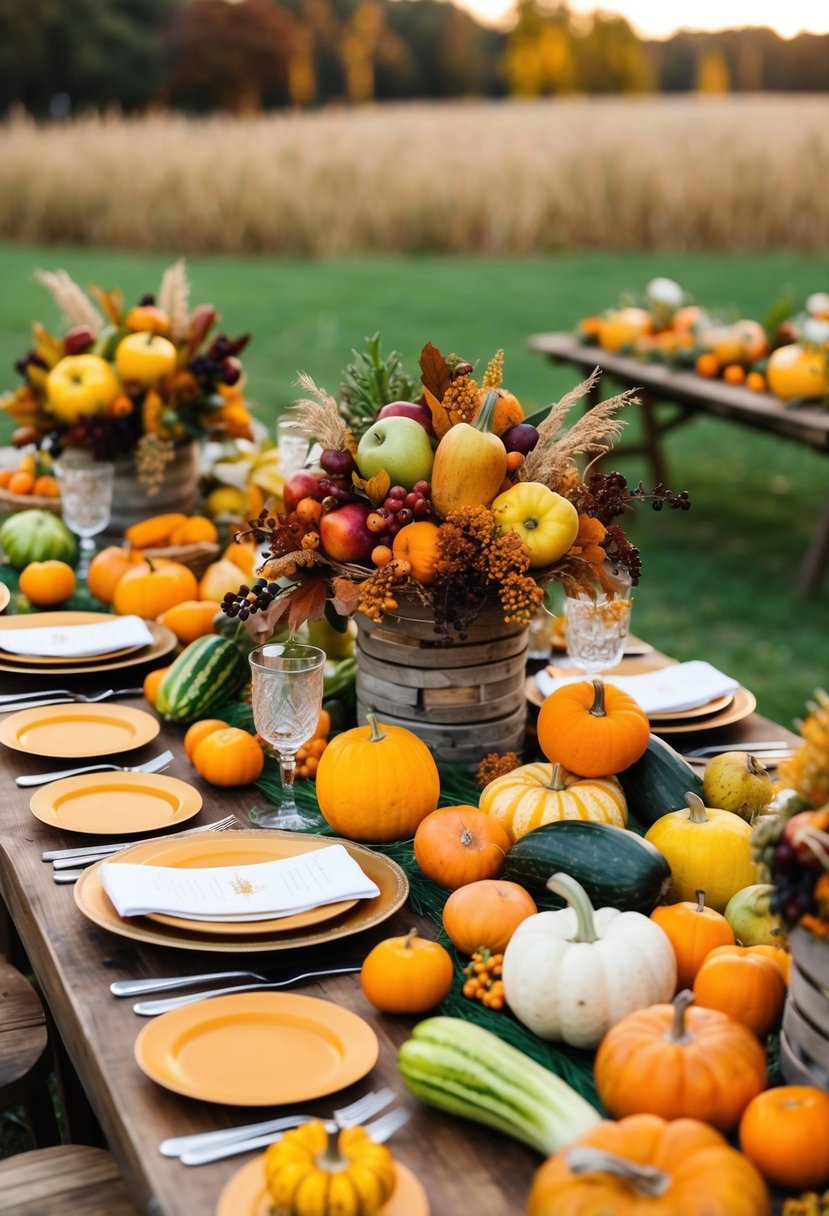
xmin=430 ymin=389 xmax=507 ymax=517
xmin=491 ymin=482 xmax=579 ymax=568
xmin=265 ymin=1121 xmax=396 ymax=1216
xmin=644 ymin=792 xmax=756 ymax=913
xmin=479 ymin=761 xmax=627 ymax=843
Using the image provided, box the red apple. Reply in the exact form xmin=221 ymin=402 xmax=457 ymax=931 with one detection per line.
xmin=283 ymin=469 xmax=325 ymax=514
xmin=319 ymin=502 xmax=375 ymax=564
xmin=64 ymin=324 xmax=96 ymax=355
xmin=375 ymin=400 xmax=436 ymax=439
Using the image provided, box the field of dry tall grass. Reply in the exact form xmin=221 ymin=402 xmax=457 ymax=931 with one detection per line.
xmin=1 ymin=96 xmax=827 ymax=255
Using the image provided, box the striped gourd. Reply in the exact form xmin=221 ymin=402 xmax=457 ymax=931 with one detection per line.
xmin=155 ymin=635 xmax=248 ymax=723
xmin=479 ymin=761 xmax=627 ymax=844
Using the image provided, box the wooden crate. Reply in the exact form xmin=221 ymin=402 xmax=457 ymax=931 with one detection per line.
xmin=355 ymin=596 xmax=529 ymax=770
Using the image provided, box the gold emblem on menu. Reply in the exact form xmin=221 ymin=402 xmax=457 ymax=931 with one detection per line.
xmin=230 ymin=874 xmax=264 ymax=898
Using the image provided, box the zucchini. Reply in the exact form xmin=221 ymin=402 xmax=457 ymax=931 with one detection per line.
xmin=398 ymin=1017 xmax=600 ymax=1155
xmin=503 ymin=820 xmax=671 ymax=914
xmin=617 ymin=733 xmax=705 ymax=828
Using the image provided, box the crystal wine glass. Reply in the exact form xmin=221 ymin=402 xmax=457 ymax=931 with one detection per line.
xmin=248 ymin=642 xmax=326 ymax=830
xmin=55 ymin=457 xmax=115 ymax=581
xmin=565 ymin=564 xmax=633 ymax=677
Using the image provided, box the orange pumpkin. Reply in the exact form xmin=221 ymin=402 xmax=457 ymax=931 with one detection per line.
xmin=315 ymin=711 xmax=440 ymax=842
xmin=18 ymin=560 xmax=75 ymax=607
xmin=391 ymin=521 xmax=440 ymax=585
xmin=442 ymin=880 xmax=537 ymax=955
xmin=650 ymin=890 xmax=735 ymax=990
xmin=527 ymin=1114 xmax=770 ymax=1216
xmin=413 ymin=806 xmax=511 ymax=890
xmin=537 ymin=678 xmax=650 ymax=778
xmin=491 ymin=389 xmax=524 ymax=436
xmin=223 ymin=538 xmax=259 ymax=579
xmin=594 ymin=990 xmax=767 ymax=1132
xmin=183 ymin=718 xmax=228 ymax=761
xmin=192 ymin=727 xmax=264 ymax=786
xmin=113 ymin=558 xmax=198 ymax=619
xmin=158 ymin=600 xmax=221 ymax=644
xmin=707 ymin=942 xmax=791 ymax=986
xmin=86 ymin=546 xmax=137 ymax=604
xmin=692 ymin=949 xmax=785 ymax=1039
xmin=360 ymin=929 xmax=453 ymax=1014
xmin=739 ymin=1086 xmax=829 ymax=1192
xmin=143 ymin=664 xmax=171 ymax=708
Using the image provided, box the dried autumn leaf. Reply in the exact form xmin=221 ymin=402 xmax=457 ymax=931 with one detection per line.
xmin=242 ymin=594 xmax=291 ymax=644
xmin=419 ymin=341 xmax=452 ymax=403
xmin=330 ymin=576 xmax=365 ymax=618
xmin=423 ymin=385 xmax=452 ymax=439
xmin=287 ymin=575 xmax=329 ymax=635
xmin=88 ymin=285 xmax=124 ymax=326
xmin=352 ymin=469 xmax=391 ymax=505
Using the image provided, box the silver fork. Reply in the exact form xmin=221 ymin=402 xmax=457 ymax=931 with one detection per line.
xmin=160 ymin=1086 xmax=395 ymax=1158
xmin=182 ymin=1100 xmax=409 ymax=1167
xmin=47 ymin=816 xmax=238 ymax=883
xmin=133 ymin=966 xmax=362 ymax=1016
xmin=20 ymin=749 xmax=174 ymax=789
xmin=0 ymin=687 xmax=144 ymax=711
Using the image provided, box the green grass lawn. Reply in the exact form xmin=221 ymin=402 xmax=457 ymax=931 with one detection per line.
xmin=1 ymin=243 xmax=827 ymax=730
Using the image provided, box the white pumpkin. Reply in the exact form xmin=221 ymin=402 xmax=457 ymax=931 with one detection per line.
xmin=501 ymin=872 xmax=676 ymax=1049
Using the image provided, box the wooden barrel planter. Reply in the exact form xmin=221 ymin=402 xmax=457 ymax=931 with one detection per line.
xmin=106 ymin=440 xmax=200 ymax=538
xmin=780 ymin=927 xmax=829 ymax=1092
xmin=355 ymin=594 xmax=528 ymax=771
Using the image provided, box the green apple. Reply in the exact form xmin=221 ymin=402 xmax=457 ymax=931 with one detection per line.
xmin=724 ymin=884 xmax=781 ymax=946
xmin=356 ymin=417 xmax=434 ymax=490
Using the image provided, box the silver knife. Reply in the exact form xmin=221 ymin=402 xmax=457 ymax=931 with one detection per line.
xmin=682 ymin=741 xmax=794 ymax=758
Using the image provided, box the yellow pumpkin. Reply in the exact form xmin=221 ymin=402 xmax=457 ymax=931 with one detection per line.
xmin=315 ymin=711 xmax=439 ymax=842
xmin=265 ymin=1120 xmax=396 ymax=1216
xmin=766 ymin=343 xmax=829 ymax=402
xmin=192 ymin=727 xmax=264 ymax=786
xmin=479 ymin=761 xmax=627 ymax=843
xmin=597 ymin=308 xmax=654 ymax=353
xmin=198 ymin=558 xmax=246 ymax=602
xmin=644 ymin=792 xmax=756 ymax=913
xmin=491 ymin=482 xmax=579 ymax=569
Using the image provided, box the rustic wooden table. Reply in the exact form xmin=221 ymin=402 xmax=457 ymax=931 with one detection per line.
xmin=527 ymin=332 xmax=829 ymax=595
xmin=0 ymin=672 xmax=802 ymax=1215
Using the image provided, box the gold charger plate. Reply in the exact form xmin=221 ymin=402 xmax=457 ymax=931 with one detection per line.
xmin=134 ymin=991 xmax=378 ymax=1106
xmin=73 ymin=830 xmax=409 ymax=953
xmin=0 ymin=585 xmax=9 ymax=613
xmin=105 ymin=833 xmax=358 ymax=937
xmin=30 ymin=772 xmax=202 ymax=835
xmin=0 ymin=702 xmax=160 ymax=758
xmin=652 ymin=687 xmax=757 ymax=735
xmin=0 ymin=609 xmax=143 ymax=664
xmin=217 ymin=1155 xmax=429 ymax=1216
xmin=0 ymin=618 xmax=175 ymax=677
xmin=647 ymin=692 xmax=734 ymax=723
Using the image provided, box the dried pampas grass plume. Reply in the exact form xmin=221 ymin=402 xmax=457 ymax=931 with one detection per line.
xmin=34 ymin=269 xmax=104 ymax=336
xmin=521 ymin=370 xmax=635 ymax=489
xmin=293 ymin=373 xmax=354 ymax=453
xmin=158 ymin=259 xmax=191 ymax=343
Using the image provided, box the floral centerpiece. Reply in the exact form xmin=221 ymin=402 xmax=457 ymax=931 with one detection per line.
xmin=2 ymin=261 xmax=255 ymax=494
xmin=222 ymin=340 xmax=690 ymax=644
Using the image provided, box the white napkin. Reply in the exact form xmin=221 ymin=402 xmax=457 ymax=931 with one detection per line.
xmin=100 ymin=843 xmax=381 ymax=922
xmin=534 ymin=660 xmax=741 ymax=715
xmin=0 ymin=615 xmax=154 ymax=658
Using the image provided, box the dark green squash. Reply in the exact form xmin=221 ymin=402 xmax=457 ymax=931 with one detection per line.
xmin=617 ymin=733 xmax=705 ymax=828
xmin=503 ymin=820 xmax=672 ymax=914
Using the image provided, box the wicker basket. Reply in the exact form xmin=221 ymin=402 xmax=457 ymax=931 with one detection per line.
xmin=139 ymin=541 xmax=219 ymax=579
xmin=0 ymin=487 xmax=62 ymax=518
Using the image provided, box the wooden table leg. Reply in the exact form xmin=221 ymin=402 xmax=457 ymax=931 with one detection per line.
xmin=638 ymin=389 xmax=669 ymax=486
xmin=796 ymin=495 xmax=829 ymax=596
xmin=44 ymin=1011 xmax=106 ymax=1149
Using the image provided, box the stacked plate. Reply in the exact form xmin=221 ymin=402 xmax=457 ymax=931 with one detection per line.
xmin=0 ymin=610 xmax=177 ymax=677
xmin=647 ymin=687 xmax=757 ymax=736
xmin=74 ymin=829 xmax=409 ymax=954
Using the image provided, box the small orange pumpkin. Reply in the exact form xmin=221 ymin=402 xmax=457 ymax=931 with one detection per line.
xmin=113 ymin=558 xmax=199 ymax=619
xmin=143 ymin=664 xmax=171 ymax=708
xmin=692 ymin=949 xmax=785 ymax=1039
xmin=650 ymin=889 xmax=735 ymax=990
xmin=192 ymin=727 xmax=264 ymax=787
xmin=537 ymin=678 xmax=650 ymax=778
xmin=442 ymin=880 xmax=537 ymax=955
xmin=18 ymin=560 xmax=75 ymax=607
xmin=183 ymin=718 xmax=228 ymax=761
xmin=86 ymin=546 xmax=137 ymax=604
xmin=594 ymin=989 xmax=767 ymax=1132
xmin=707 ymin=942 xmax=791 ymax=986
xmin=158 ymin=599 xmax=221 ymax=644
xmin=527 ymin=1113 xmax=770 ymax=1216
xmin=414 ymin=806 xmax=511 ymax=890
xmin=739 ymin=1086 xmax=829 ymax=1192
xmin=360 ymin=929 xmax=453 ymax=1014
xmin=391 ymin=521 xmax=440 ymax=585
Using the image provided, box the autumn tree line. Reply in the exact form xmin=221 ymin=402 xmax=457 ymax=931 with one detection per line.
xmin=1 ymin=0 xmax=827 ymax=115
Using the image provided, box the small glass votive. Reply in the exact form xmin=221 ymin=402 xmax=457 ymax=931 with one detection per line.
xmin=277 ymin=417 xmax=310 ymax=475
xmin=527 ymin=607 xmax=558 ymax=662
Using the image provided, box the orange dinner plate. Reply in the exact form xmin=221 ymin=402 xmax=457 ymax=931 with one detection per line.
xmin=134 ymin=991 xmax=378 ymax=1106
xmin=0 ymin=702 xmax=160 ymax=758
xmin=216 ymin=1153 xmax=429 ymax=1216
xmin=105 ymin=832 xmax=358 ymax=936
xmin=30 ymin=772 xmax=202 ymax=835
